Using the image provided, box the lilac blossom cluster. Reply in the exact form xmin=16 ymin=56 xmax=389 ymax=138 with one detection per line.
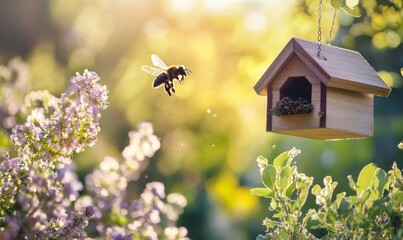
xmin=0 ymin=61 xmax=189 ymax=239
xmin=81 ymin=122 xmax=189 ymax=240
xmin=0 ymin=69 xmax=109 ymax=239
xmin=11 ymin=69 xmax=109 ymax=160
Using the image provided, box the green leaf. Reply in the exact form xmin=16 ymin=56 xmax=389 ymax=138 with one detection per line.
xmin=391 ymin=191 xmax=403 ymax=203
xmin=279 ymin=166 xmax=295 ymax=194
xmin=279 ymin=229 xmax=291 ymax=240
xmin=356 ymin=163 xmax=377 ymax=194
xmin=269 ymin=198 xmax=278 ymax=211
xmin=347 ymin=175 xmax=356 ymax=191
xmin=288 ymin=199 xmax=298 ymax=213
xmin=342 ymin=4 xmax=361 ymax=17
xmin=251 ymin=188 xmax=273 ymax=198
xmin=311 ymin=184 xmax=321 ymax=195
xmin=336 ymin=192 xmax=346 ymax=207
xmin=331 ymin=0 xmax=344 ymax=9
xmin=326 ymin=209 xmax=338 ymax=224
xmin=368 ymin=200 xmax=382 ymax=220
xmin=262 ymin=165 xmax=277 ymax=190
xmin=273 ymin=151 xmax=289 ymax=171
xmin=372 ymin=168 xmax=389 ymax=199
xmin=285 ymin=182 xmax=296 ymax=198
xmin=295 ymin=177 xmax=313 ymax=210
xmin=306 ymin=217 xmax=321 ymax=230
xmin=385 ymin=201 xmax=394 ymax=215
xmin=273 ymin=212 xmax=286 ymax=219
xmin=362 ymin=189 xmax=371 ymax=199
xmin=337 ymin=197 xmax=351 ymax=215
xmin=268 ymin=220 xmax=281 ymax=228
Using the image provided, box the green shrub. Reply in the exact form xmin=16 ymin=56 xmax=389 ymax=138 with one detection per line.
xmin=252 ymin=148 xmax=403 ymax=239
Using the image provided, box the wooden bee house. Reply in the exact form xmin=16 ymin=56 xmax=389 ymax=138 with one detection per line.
xmin=254 ymin=38 xmax=391 ymax=140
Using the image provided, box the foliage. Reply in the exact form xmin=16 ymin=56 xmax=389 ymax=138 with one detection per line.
xmin=270 ymin=97 xmax=314 ymax=116
xmin=252 ymin=148 xmax=403 ymax=239
xmin=0 ymin=61 xmax=188 ymax=239
xmin=330 ymin=0 xmax=360 ymax=17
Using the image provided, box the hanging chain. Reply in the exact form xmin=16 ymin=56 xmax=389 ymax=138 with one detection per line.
xmin=317 ymin=0 xmax=338 ymax=58
xmin=317 ymin=0 xmax=323 ymax=58
xmin=328 ymin=8 xmax=337 ymax=45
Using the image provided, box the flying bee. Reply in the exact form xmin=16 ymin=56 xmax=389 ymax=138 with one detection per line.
xmin=141 ymin=54 xmax=191 ymax=97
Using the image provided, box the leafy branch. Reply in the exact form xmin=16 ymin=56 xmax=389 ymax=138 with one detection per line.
xmin=252 ymin=148 xmax=403 ymax=239
xmin=330 ymin=0 xmax=360 ymax=17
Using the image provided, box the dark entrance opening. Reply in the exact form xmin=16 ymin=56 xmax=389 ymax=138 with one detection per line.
xmin=280 ymin=76 xmax=312 ymax=102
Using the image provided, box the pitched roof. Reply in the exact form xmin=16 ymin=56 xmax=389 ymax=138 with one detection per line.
xmin=254 ymin=38 xmax=391 ymax=97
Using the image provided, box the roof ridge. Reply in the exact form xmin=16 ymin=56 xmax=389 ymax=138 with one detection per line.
xmin=254 ymin=37 xmax=391 ymax=97
xmin=292 ymin=38 xmax=331 ymax=85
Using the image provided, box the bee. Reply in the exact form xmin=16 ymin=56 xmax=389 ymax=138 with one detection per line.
xmin=141 ymin=54 xmax=191 ymax=97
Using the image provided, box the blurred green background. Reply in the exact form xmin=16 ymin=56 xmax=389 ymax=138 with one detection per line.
xmin=0 ymin=0 xmax=402 ymax=239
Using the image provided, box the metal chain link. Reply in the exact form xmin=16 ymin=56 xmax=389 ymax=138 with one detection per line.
xmin=317 ymin=0 xmax=338 ymax=57
xmin=317 ymin=0 xmax=323 ymax=58
xmin=328 ymin=8 xmax=337 ymax=45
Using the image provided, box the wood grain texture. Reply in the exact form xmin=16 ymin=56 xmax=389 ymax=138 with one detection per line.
xmin=269 ymin=55 xmax=321 ymax=90
xmin=271 ymin=128 xmax=371 ymax=140
xmin=326 ymin=87 xmax=373 ymax=136
xmin=293 ymin=38 xmax=390 ymax=96
xmin=269 ymin=87 xmax=373 ymax=139
xmin=272 ymin=113 xmax=319 ymax=131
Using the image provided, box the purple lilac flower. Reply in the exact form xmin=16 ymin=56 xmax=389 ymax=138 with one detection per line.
xmin=122 ymin=122 xmax=161 ymax=162
xmin=1 ymin=70 xmax=107 ymax=239
xmin=81 ymin=123 xmax=189 ymax=240
xmin=85 ymin=156 xmax=128 ymax=199
xmin=120 ymin=122 xmax=161 ymax=180
xmin=0 ymin=215 xmax=22 ymax=240
xmin=105 ymin=226 xmax=134 ymax=240
xmin=60 ymin=166 xmax=84 ymax=202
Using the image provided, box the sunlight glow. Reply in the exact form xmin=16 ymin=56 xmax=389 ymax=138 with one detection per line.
xmin=346 ymin=0 xmax=359 ymax=9
xmin=386 ymin=31 xmax=401 ymax=48
xmin=143 ymin=18 xmax=169 ymax=39
xmin=204 ymin=0 xmax=236 ymax=13
xmin=170 ymin=0 xmax=193 ymax=13
xmin=378 ymin=71 xmax=402 ymax=88
xmin=245 ymin=11 xmax=267 ymax=32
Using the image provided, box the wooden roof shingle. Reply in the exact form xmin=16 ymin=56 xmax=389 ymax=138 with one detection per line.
xmin=254 ymin=38 xmax=391 ymax=97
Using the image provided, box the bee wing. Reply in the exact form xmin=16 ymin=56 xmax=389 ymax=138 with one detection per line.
xmin=151 ymin=54 xmax=168 ymax=70
xmin=141 ymin=65 xmax=165 ymax=76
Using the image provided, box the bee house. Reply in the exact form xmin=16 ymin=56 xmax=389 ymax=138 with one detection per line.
xmin=254 ymin=38 xmax=391 ymax=140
